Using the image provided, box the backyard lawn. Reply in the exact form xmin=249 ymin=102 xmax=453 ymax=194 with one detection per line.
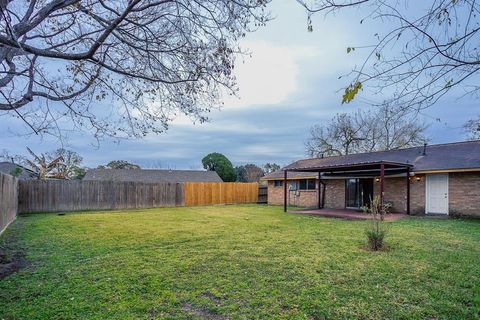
xmin=1 ymin=205 xmax=480 ymax=319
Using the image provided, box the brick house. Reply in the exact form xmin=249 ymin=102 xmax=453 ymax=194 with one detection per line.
xmin=263 ymin=141 xmax=480 ymax=217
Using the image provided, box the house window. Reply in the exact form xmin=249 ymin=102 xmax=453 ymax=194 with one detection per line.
xmin=274 ymin=180 xmax=283 ymax=187
xmin=298 ymin=179 xmax=316 ymax=190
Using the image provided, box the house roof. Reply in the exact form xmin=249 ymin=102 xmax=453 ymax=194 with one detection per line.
xmin=0 ymin=162 xmax=38 ymax=180
xmin=263 ymin=140 xmax=480 ymax=180
xmin=286 ymin=140 xmax=480 ymax=172
xmin=83 ymin=169 xmax=223 ymax=183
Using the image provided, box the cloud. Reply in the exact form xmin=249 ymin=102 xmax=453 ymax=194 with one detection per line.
xmin=0 ymin=0 xmax=471 ymax=171
xmin=222 ymin=41 xmax=318 ymax=108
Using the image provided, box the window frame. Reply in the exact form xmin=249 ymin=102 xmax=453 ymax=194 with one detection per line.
xmin=298 ymin=179 xmax=316 ymax=191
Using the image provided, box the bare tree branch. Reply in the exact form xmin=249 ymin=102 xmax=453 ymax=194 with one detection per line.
xmin=0 ymin=0 xmax=271 ymax=138
xmin=305 ymin=105 xmax=429 ymax=157
xmin=300 ymin=0 xmax=480 ymax=111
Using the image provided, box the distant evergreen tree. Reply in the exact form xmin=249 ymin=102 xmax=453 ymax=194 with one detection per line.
xmin=201 ymin=153 xmax=236 ymax=182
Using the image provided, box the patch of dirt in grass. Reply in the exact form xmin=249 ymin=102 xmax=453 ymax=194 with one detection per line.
xmin=147 ymin=307 xmax=167 ymax=319
xmin=200 ymin=292 xmax=224 ymax=305
xmin=0 ymin=222 xmax=28 ymax=280
xmin=181 ymin=302 xmax=228 ymax=320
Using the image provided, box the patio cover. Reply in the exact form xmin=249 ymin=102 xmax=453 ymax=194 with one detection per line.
xmin=282 ymin=160 xmax=413 ymax=214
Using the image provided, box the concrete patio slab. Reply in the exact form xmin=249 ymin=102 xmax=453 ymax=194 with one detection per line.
xmin=289 ymin=208 xmax=408 ymax=221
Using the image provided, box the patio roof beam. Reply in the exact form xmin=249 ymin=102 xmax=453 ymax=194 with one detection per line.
xmin=406 ymin=167 xmax=411 ymax=215
xmin=322 ymin=168 xmax=409 ymax=177
xmin=286 ymin=161 xmax=412 ymax=173
xmin=380 ymin=162 xmax=385 ymax=207
xmin=318 ymin=171 xmax=322 ymax=209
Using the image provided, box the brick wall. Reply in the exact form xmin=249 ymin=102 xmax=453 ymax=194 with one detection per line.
xmin=267 ymin=180 xmax=319 ymax=208
xmin=410 ymin=175 xmax=426 ymax=215
xmin=371 ymin=172 xmax=480 ymax=216
xmin=322 ymin=177 xmax=426 ymax=212
xmin=268 ymin=179 xmax=344 ymax=209
xmin=268 ymin=178 xmax=416 ymax=211
xmin=323 ymin=179 xmax=345 ymax=209
xmin=449 ymin=172 xmax=480 ymax=217
xmin=403 ymin=172 xmax=480 ymax=216
xmin=267 ymin=180 xmax=286 ymax=205
xmin=372 ymin=175 xmax=425 ymax=214
xmin=374 ymin=177 xmax=404 ymax=213
xmin=267 ymin=172 xmax=480 ymax=217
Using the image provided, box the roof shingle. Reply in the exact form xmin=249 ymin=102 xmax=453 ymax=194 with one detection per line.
xmin=0 ymin=162 xmax=38 ymax=180
xmin=263 ymin=140 xmax=480 ymax=180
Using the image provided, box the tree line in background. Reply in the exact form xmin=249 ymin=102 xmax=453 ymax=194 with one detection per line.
xmin=305 ymin=104 xmax=480 ymax=158
xmin=305 ymin=105 xmax=430 ymax=157
xmin=1 ymin=148 xmax=281 ymax=183
xmin=201 ymin=152 xmax=280 ymax=183
xmin=0 ymin=149 xmax=144 ymax=180
xmin=1 ymin=148 xmax=85 ymax=180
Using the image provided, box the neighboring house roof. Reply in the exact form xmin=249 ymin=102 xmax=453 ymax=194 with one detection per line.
xmin=0 ymin=162 xmax=38 ymax=180
xmin=263 ymin=141 xmax=480 ymax=180
xmin=83 ymin=169 xmax=223 ymax=183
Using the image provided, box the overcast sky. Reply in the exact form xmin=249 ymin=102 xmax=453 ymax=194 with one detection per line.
xmin=0 ymin=1 xmax=475 ymax=169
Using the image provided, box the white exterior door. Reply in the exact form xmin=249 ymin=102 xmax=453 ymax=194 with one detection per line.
xmin=426 ymin=174 xmax=449 ymax=214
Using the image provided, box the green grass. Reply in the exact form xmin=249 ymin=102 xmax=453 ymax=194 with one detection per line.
xmin=1 ymin=205 xmax=480 ymax=319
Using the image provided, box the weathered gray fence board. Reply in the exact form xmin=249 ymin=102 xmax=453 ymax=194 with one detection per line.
xmin=18 ymin=180 xmax=183 ymax=213
xmin=258 ymin=185 xmax=268 ymax=204
xmin=0 ymin=173 xmax=18 ymax=234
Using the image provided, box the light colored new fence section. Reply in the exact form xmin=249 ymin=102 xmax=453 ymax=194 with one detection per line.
xmin=18 ymin=180 xmax=183 ymax=213
xmin=184 ymin=182 xmax=258 ymax=206
xmin=0 ymin=173 xmax=18 ymax=234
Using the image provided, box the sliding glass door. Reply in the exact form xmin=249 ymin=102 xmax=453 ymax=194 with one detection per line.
xmin=345 ymin=178 xmax=373 ymax=208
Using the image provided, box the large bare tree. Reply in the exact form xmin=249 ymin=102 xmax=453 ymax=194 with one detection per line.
xmin=0 ymin=0 xmax=269 ymax=138
xmin=306 ymin=112 xmax=365 ymax=156
xmin=297 ymin=0 xmax=480 ymax=111
xmin=235 ymin=163 xmax=264 ymax=182
xmin=305 ymin=105 xmax=429 ymax=157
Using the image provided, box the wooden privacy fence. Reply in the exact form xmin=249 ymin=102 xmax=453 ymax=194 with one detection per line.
xmin=18 ymin=180 xmax=183 ymax=213
xmin=17 ymin=180 xmax=259 ymax=213
xmin=0 ymin=173 xmax=18 ymax=234
xmin=184 ymin=182 xmax=258 ymax=206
